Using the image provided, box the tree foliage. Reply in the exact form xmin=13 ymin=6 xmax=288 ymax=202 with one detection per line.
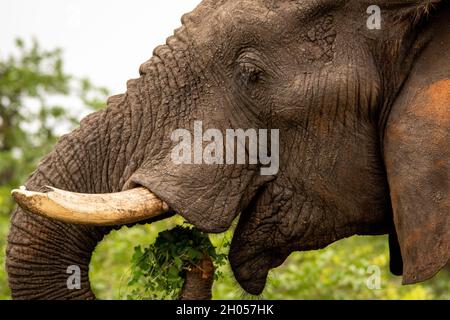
xmin=0 ymin=38 xmax=109 ymax=215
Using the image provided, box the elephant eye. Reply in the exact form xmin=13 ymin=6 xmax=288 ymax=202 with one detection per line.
xmin=238 ymin=61 xmax=262 ymax=84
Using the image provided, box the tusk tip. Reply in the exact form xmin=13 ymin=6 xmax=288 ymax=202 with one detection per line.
xmin=11 ymin=188 xmax=24 ymax=197
xmin=11 ymin=189 xmax=30 ymax=207
xmin=11 ymin=188 xmax=50 ymax=217
xmin=11 ymin=186 xmax=27 ymax=195
xmin=11 ymin=188 xmax=30 ymax=200
xmin=11 ymin=188 xmax=46 ymax=204
xmin=162 ymin=202 xmax=170 ymax=212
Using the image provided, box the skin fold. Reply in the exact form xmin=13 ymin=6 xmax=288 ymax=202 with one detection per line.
xmin=6 ymin=0 xmax=450 ymax=298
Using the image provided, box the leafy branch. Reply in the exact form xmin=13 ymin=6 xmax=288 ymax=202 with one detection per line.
xmin=127 ymin=225 xmax=228 ymax=300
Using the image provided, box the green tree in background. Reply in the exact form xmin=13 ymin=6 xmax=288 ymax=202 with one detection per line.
xmin=0 ymin=39 xmax=109 ymax=299
xmin=0 ymin=38 xmax=109 ymax=215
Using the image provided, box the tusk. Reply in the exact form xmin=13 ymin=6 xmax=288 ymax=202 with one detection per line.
xmin=11 ymin=186 xmax=170 ymax=226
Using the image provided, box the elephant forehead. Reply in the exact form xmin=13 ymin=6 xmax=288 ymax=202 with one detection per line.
xmin=183 ymin=0 xmax=338 ymax=44
xmin=185 ymin=0 xmax=281 ymax=37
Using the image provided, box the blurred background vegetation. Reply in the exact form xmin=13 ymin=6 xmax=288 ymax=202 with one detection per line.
xmin=0 ymin=40 xmax=449 ymax=300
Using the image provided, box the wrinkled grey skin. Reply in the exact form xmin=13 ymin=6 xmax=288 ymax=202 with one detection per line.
xmin=6 ymin=0 xmax=450 ymax=298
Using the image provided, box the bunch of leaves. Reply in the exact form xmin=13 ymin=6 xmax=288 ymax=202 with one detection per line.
xmin=127 ymin=225 xmax=228 ymax=300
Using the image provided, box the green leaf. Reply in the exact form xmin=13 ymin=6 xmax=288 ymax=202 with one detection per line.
xmin=187 ymin=248 xmax=203 ymax=261
xmin=174 ymin=256 xmax=183 ymax=269
xmin=168 ymin=265 xmax=179 ymax=278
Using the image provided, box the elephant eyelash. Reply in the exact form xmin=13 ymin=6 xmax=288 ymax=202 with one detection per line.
xmin=238 ymin=62 xmax=262 ymax=84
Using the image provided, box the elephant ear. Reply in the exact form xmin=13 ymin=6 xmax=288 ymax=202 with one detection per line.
xmin=384 ymin=6 xmax=450 ymax=284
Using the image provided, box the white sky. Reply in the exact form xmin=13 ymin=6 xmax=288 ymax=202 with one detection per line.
xmin=0 ymin=0 xmax=201 ymax=94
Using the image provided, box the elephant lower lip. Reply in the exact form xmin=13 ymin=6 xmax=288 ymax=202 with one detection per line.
xmin=239 ymin=277 xmax=267 ymax=295
xmin=229 ymin=249 xmax=272 ymax=295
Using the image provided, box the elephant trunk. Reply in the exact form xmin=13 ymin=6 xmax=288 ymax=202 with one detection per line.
xmin=7 ymin=196 xmax=172 ymax=299
xmin=7 ymin=204 xmax=109 ymax=299
xmin=6 ymin=69 xmax=174 ymax=298
xmin=5 ymin=104 xmax=124 ymax=298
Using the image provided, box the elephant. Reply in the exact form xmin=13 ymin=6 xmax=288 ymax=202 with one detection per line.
xmin=6 ymin=0 xmax=449 ymax=299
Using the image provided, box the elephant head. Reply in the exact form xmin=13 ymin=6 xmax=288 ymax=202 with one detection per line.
xmin=6 ymin=0 xmax=449 ymax=298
